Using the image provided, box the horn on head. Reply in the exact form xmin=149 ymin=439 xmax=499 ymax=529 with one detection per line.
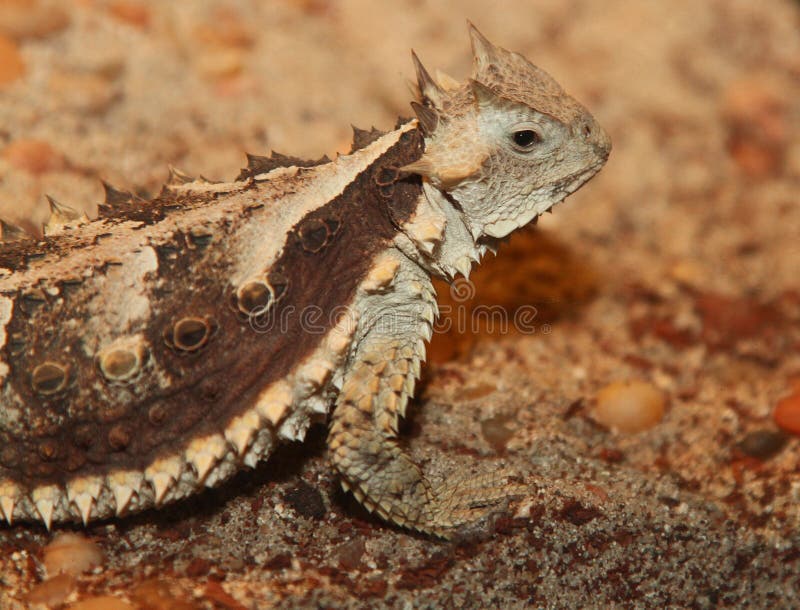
xmin=467 ymin=21 xmax=501 ymax=74
xmin=411 ymin=50 xmax=445 ymax=108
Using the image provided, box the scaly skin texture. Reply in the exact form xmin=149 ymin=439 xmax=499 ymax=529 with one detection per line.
xmin=0 ymin=24 xmax=610 ymax=538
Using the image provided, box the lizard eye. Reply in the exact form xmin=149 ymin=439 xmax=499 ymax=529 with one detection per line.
xmin=511 ymin=129 xmax=541 ymax=151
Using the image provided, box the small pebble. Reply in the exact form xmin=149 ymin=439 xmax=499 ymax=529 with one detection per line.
xmin=69 ymin=596 xmax=136 ymax=610
xmin=43 ymin=532 xmax=104 ymax=577
xmin=774 ymin=390 xmax=800 ymax=435
xmin=668 ymin=260 xmax=707 ymax=289
xmin=25 ymin=573 xmax=76 ymax=607
xmin=593 ymin=380 xmax=666 ymax=433
xmin=463 ymin=383 xmax=497 ymax=400
xmin=284 ymin=480 xmax=326 ymax=520
xmin=337 ymin=537 xmax=366 ymax=571
xmin=481 ymin=413 xmax=515 ymax=453
xmin=737 ymin=429 xmax=787 ymax=460
xmin=130 ymin=579 xmax=196 ymax=610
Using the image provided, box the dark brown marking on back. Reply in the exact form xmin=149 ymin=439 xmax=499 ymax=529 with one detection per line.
xmin=0 ymin=124 xmax=425 ymax=489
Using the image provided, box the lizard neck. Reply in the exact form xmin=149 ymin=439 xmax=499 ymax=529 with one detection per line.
xmin=394 ymin=182 xmax=490 ymax=281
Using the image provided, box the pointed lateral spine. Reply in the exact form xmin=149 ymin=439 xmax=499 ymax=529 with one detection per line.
xmin=224 ymin=410 xmax=261 ymax=457
xmin=44 ymin=195 xmax=88 ymax=236
xmin=66 ymin=476 xmax=103 ymax=526
xmin=144 ymin=456 xmax=184 ymax=506
xmin=32 ymin=485 xmax=61 ymax=530
xmin=98 ymin=180 xmax=141 ymax=218
xmin=185 ymin=434 xmax=229 ymax=485
xmin=240 ymin=151 xmax=331 ymax=180
xmin=167 ymin=165 xmax=193 ymax=186
xmin=0 ymin=219 xmax=29 ymax=242
xmin=101 ymin=180 xmax=135 ymax=205
xmin=255 ymin=380 xmax=294 ymax=427
xmin=350 ymin=125 xmax=386 ymax=153
xmin=0 ymin=481 xmax=20 ymax=524
xmin=107 ymin=470 xmax=143 ymax=516
xmin=242 ymin=428 xmax=276 ymax=469
xmin=46 ymin=195 xmax=82 ymax=222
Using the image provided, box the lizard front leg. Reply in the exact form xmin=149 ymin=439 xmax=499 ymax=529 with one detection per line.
xmin=328 ymin=249 xmax=518 ymax=538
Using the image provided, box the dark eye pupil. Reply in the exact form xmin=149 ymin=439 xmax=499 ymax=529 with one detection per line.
xmin=513 ymin=130 xmax=539 ymax=148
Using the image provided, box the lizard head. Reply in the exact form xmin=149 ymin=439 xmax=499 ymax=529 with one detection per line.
xmin=404 ymin=23 xmax=611 ymax=240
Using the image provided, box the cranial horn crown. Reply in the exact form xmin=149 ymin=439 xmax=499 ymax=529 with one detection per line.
xmin=411 ymin=50 xmax=445 ymax=109
xmin=410 ymin=101 xmax=439 ymax=136
xmin=468 ymin=21 xmax=501 ymax=74
xmin=469 ymin=79 xmax=501 ymax=107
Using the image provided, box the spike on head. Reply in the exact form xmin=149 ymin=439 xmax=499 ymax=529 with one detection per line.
xmin=469 ymin=79 xmax=500 ymax=108
xmin=468 ymin=21 xmax=500 ymax=73
xmin=435 ymin=69 xmax=461 ymax=91
xmin=410 ymin=101 xmax=439 ymax=136
xmin=411 ymin=50 xmax=445 ymax=109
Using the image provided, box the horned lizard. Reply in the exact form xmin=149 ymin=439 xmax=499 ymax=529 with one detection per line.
xmin=0 ymin=24 xmax=610 ymax=539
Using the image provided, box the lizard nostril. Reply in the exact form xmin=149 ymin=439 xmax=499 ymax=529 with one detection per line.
xmin=583 ymin=124 xmax=592 ymax=137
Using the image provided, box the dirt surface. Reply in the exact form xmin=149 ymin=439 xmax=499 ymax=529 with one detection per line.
xmin=1 ymin=0 xmax=800 ymax=608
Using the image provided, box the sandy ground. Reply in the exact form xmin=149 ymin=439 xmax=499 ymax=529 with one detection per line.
xmin=1 ymin=0 xmax=799 ymax=608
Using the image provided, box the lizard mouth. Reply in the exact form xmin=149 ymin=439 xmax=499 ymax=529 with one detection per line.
xmin=502 ymin=164 xmax=603 ymax=234
xmin=556 ymin=163 xmax=604 ymax=196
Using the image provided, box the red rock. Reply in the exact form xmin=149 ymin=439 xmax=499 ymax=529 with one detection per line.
xmin=584 ymin=483 xmax=609 ymax=502
xmin=130 ymin=579 xmax=196 ymax=610
xmin=723 ymin=77 xmax=787 ymax=177
xmin=0 ymin=34 xmax=24 ymax=86
xmin=695 ymin=292 xmax=783 ymax=350
xmin=2 ymin=139 xmax=65 ymax=174
xmin=107 ymin=1 xmax=151 ymax=29
xmin=774 ymin=389 xmax=800 ymax=435
xmin=598 ymin=447 xmax=624 ymax=463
